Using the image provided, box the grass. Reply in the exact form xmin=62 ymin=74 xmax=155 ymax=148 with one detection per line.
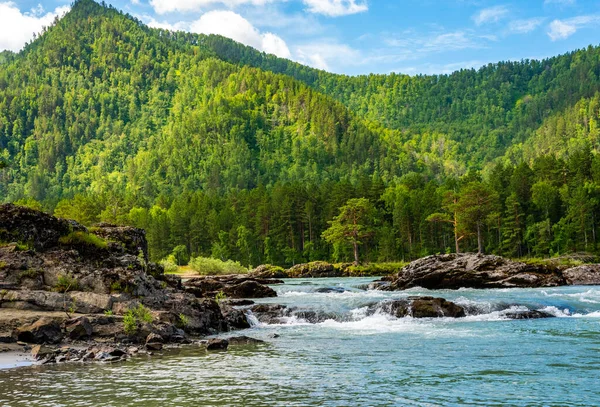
xmin=518 ymin=256 xmax=590 ymax=268
xmin=58 ymin=231 xmax=108 ymax=249
xmin=18 ymin=268 xmax=43 ymax=282
xmin=54 ymin=273 xmax=80 ymax=292
xmin=342 ymin=262 xmax=407 ymax=276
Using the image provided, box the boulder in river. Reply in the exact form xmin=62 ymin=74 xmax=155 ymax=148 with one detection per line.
xmin=370 ymin=297 xmax=466 ymax=318
xmin=380 ymin=253 xmax=566 ymax=290
xmin=206 ymin=338 xmax=229 ymax=351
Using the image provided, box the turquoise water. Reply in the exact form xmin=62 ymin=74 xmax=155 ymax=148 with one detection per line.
xmin=1 ymin=278 xmax=600 ymax=406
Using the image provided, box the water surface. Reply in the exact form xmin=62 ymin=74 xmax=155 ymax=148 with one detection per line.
xmin=1 ymin=278 xmax=599 ymax=406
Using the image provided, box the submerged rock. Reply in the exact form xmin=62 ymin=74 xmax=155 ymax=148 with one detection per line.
xmin=227 ymin=335 xmax=264 ymax=345
xmin=504 ymin=310 xmax=555 ymax=320
xmin=380 ymin=253 xmax=565 ymax=291
xmin=206 ymin=338 xmax=229 ymax=351
xmin=370 ymin=297 xmax=466 ymax=318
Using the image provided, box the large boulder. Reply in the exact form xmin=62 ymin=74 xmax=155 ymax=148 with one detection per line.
xmin=369 ymin=297 xmax=466 ymax=318
xmin=221 ymin=281 xmax=277 ymax=299
xmin=381 ymin=253 xmax=565 ymax=290
xmin=183 ymin=277 xmax=278 ymax=299
xmin=286 ymin=262 xmax=343 ymax=278
xmin=562 ymin=264 xmax=600 ymax=286
xmin=14 ymin=317 xmax=63 ymax=344
xmin=250 ymin=264 xmax=288 ymax=279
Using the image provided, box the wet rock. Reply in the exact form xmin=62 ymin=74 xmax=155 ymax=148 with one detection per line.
xmin=382 ymin=253 xmax=565 ymax=290
xmin=249 ymin=304 xmax=288 ymax=324
xmin=562 ymin=264 xmax=600 ymax=286
xmin=369 ymin=297 xmax=466 ymax=318
xmin=504 ymin=310 xmax=555 ymax=320
xmin=206 ymin=338 xmax=229 ymax=351
xmin=221 ymin=281 xmax=277 ymax=299
xmin=221 ymin=306 xmax=250 ymax=330
xmin=64 ymin=316 xmax=93 ymax=340
xmin=31 ymin=344 xmax=54 ymax=360
xmin=314 ymin=287 xmax=347 ymax=294
xmin=227 ymin=336 xmax=264 ymax=345
xmin=225 ymin=299 xmax=255 ymax=306
xmin=145 ymin=333 xmax=164 ymax=351
xmin=14 ymin=317 xmax=63 ymax=344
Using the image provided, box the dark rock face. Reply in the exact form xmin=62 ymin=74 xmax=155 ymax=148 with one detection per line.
xmin=63 ymin=316 xmax=93 ymax=340
xmin=504 ymin=310 xmax=555 ymax=320
xmin=92 ymin=223 xmax=149 ymax=262
xmin=184 ymin=276 xmax=278 ymax=299
xmin=381 ymin=253 xmax=566 ymax=290
xmin=14 ymin=317 xmax=63 ymax=344
xmin=249 ymin=304 xmax=288 ymax=324
xmin=562 ymin=265 xmax=600 ymax=286
xmin=220 ymin=306 xmax=251 ymax=330
xmin=369 ymin=297 xmax=466 ymax=318
xmin=206 ymin=338 xmax=229 ymax=350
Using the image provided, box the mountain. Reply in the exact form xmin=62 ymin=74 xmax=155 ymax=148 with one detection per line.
xmin=2 ymin=0 xmax=600 ymax=265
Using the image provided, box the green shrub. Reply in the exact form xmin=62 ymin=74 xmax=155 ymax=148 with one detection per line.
xmin=54 ymin=273 xmax=79 ymax=292
xmin=215 ymin=290 xmax=227 ymax=303
xmin=58 ymin=231 xmax=108 ymax=249
xmin=18 ymin=268 xmax=42 ymax=282
xmin=123 ymin=304 xmax=154 ymax=335
xmin=343 ymin=262 xmax=406 ymax=277
xmin=0 ymin=261 xmax=6 ymax=269
xmin=104 ymin=310 xmax=114 ymax=316
xmin=177 ymin=313 xmax=189 ymax=328
xmin=189 ymin=256 xmax=247 ymax=276
xmin=159 ymin=256 xmax=179 ymax=274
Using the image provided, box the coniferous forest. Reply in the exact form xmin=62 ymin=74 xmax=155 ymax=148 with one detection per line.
xmin=3 ymin=0 xmax=600 ymax=266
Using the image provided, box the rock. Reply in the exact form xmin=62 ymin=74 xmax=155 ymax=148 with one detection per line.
xmin=82 ymin=351 xmax=95 ymax=360
xmin=206 ymin=338 xmax=229 ymax=351
xmin=382 ymin=253 xmax=565 ymax=290
xmin=64 ymin=317 xmax=93 ymax=340
xmin=225 ymin=299 xmax=255 ymax=306
xmin=145 ymin=333 xmax=164 ymax=351
xmin=31 ymin=344 xmax=54 ymax=360
xmin=562 ymin=264 xmax=600 ymax=286
xmin=249 ymin=304 xmax=288 ymax=324
xmin=92 ymin=224 xmax=149 ymax=262
xmin=14 ymin=317 xmax=63 ymax=344
xmin=286 ymin=262 xmax=342 ymax=278
xmin=221 ymin=281 xmax=277 ymax=299
xmin=504 ymin=310 xmax=555 ymax=320
xmin=227 ymin=336 xmax=264 ymax=345
xmin=314 ymin=287 xmax=347 ymax=294
xmin=221 ymin=306 xmax=251 ymax=330
xmin=369 ymin=297 xmax=466 ymax=318
xmin=250 ymin=264 xmax=288 ymax=279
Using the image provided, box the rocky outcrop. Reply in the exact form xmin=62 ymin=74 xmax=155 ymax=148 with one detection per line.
xmin=562 ymin=264 xmax=600 ymax=286
xmin=380 ymin=253 xmax=566 ymax=291
xmin=183 ymin=276 xmax=278 ymax=299
xmin=286 ymin=262 xmax=343 ymax=278
xmin=503 ymin=310 xmax=555 ymax=320
xmin=0 ymin=204 xmax=248 ymax=349
xmin=369 ymin=297 xmax=466 ymax=318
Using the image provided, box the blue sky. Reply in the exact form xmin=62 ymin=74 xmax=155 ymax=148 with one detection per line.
xmin=1 ymin=0 xmax=600 ymax=75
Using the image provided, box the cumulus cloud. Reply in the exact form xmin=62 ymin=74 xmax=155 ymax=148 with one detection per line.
xmin=302 ymin=0 xmax=367 ymax=17
xmin=548 ymin=15 xmax=600 ymax=40
xmin=295 ymin=42 xmax=361 ymax=71
xmin=508 ymin=18 xmax=545 ymax=34
xmin=472 ymin=6 xmax=509 ymax=26
xmin=0 ymin=2 xmax=70 ymax=52
xmin=190 ymin=10 xmax=291 ymax=58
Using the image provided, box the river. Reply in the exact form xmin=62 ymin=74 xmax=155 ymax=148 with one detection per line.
xmin=1 ymin=277 xmax=599 ymax=406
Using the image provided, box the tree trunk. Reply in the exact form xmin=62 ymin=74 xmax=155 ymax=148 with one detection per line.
xmin=477 ymin=223 xmax=483 ymax=254
xmin=353 ymin=242 xmax=359 ymax=265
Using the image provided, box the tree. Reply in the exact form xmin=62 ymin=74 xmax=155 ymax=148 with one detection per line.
xmin=322 ymin=198 xmax=375 ymax=264
xmin=455 ymin=182 xmax=498 ymax=254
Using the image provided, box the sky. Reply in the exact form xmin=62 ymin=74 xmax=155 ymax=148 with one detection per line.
xmin=1 ymin=0 xmax=600 ymax=75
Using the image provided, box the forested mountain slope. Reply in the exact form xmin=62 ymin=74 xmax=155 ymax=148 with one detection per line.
xmin=3 ymin=0 xmax=600 ymax=266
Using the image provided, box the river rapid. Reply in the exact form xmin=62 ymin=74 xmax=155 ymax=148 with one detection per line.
xmin=1 ymin=277 xmax=599 ymax=406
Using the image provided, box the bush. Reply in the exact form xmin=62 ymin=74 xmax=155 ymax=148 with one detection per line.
xmin=159 ymin=255 xmax=179 ymax=274
xmin=58 ymin=231 xmax=107 ymax=249
xmin=189 ymin=256 xmax=247 ymax=275
xmin=123 ymin=304 xmax=154 ymax=335
xmin=54 ymin=273 xmax=80 ymax=292
xmin=343 ymin=262 xmax=406 ymax=277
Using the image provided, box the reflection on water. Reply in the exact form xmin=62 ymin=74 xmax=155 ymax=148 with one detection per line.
xmin=1 ymin=278 xmax=600 ymax=406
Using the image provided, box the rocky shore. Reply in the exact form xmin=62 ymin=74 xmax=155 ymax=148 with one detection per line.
xmin=0 ymin=204 xmax=278 ymax=365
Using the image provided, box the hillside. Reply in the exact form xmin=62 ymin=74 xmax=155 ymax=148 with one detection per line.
xmin=2 ymin=0 xmax=600 ymax=266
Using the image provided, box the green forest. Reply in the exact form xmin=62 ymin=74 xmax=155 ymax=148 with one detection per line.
xmin=3 ymin=0 xmax=600 ymax=267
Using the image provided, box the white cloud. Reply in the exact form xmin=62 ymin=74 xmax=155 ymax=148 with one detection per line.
xmin=150 ymin=0 xmax=275 ymax=14
xmin=295 ymin=42 xmax=361 ymax=71
xmin=548 ymin=15 xmax=600 ymax=40
xmin=302 ymin=0 xmax=367 ymax=17
xmin=190 ymin=10 xmax=291 ymax=58
xmin=145 ymin=16 xmax=191 ymax=31
xmin=473 ymin=6 xmax=509 ymax=26
xmin=545 ymin=0 xmax=575 ymax=5
xmin=0 ymin=2 xmax=70 ymax=52
xmin=508 ymin=17 xmax=545 ymax=34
